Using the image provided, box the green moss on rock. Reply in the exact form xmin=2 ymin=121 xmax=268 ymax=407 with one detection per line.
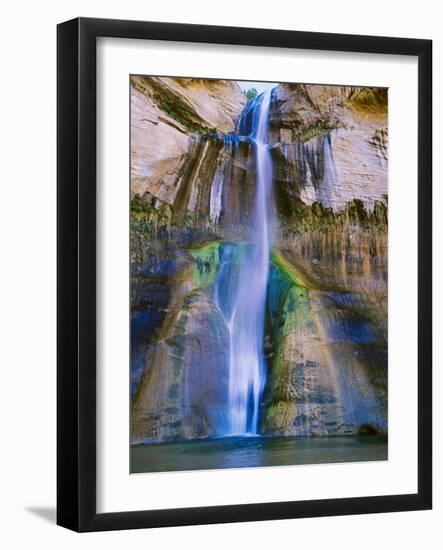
xmin=189 ymin=241 xmax=222 ymax=288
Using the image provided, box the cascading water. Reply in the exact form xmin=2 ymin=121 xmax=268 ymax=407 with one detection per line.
xmin=216 ymin=90 xmax=274 ymax=436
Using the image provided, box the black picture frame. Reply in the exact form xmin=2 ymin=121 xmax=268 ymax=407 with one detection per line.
xmin=57 ymin=17 xmax=432 ymax=532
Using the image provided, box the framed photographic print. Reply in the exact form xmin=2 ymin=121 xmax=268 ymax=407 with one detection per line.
xmin=57 ymin=18 xmax=432 ymax=531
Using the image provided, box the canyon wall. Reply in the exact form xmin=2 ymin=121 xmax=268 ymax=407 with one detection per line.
xmin=130 ymin=78 xmax=388 ymax=443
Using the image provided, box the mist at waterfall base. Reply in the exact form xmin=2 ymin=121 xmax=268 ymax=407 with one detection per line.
xmin=130 ymin=83 xmax=388 ymax=473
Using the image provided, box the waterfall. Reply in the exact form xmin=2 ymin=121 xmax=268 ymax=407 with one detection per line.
xmin=220 ymin=91 xmax=274 ymax=435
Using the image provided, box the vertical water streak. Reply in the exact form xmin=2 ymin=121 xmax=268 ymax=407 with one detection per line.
xmin=225 ymin=90 xmax=274 ymax=435
xmin=318 ymin=132 xmax=340 ymax=209
xmin=210 ymin=137 xmax=232 ymax=225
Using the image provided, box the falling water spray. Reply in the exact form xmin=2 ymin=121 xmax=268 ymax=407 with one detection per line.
xmin=223 ymin=90 xmax=274 ymax=435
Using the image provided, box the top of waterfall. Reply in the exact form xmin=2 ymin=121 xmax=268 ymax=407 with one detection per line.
xmin=237 ymin=81 xmax=279 ymax=95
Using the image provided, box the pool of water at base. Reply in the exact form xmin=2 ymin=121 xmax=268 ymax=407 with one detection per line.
xmin=130 ymin=434 xmax=387 ymax=473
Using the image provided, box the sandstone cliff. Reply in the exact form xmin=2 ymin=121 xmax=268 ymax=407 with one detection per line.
xmin=130 ymin=79 xmax=388 ymax=443
xmin=270 ymin=84 xmax=388 ymax=212
xmin=131 ymin=76 xmax=246 ymax=205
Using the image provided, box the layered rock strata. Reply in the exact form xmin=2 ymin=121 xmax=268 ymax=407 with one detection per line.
xmin=130 ymin=78 xmax=388 ymax=442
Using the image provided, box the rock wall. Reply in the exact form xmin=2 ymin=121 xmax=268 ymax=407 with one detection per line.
xmin=131 ymin=80 xmax=387 ymax=236
xmin=131 ymin=76 xmax=246 ymax=208
xmin=262 ymin=229 xmax=387 ymax=437
xmin=131 ymin=241 xmax=231 ymax=442
xmin=270 ymin=84 xmax=388 ymax=212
